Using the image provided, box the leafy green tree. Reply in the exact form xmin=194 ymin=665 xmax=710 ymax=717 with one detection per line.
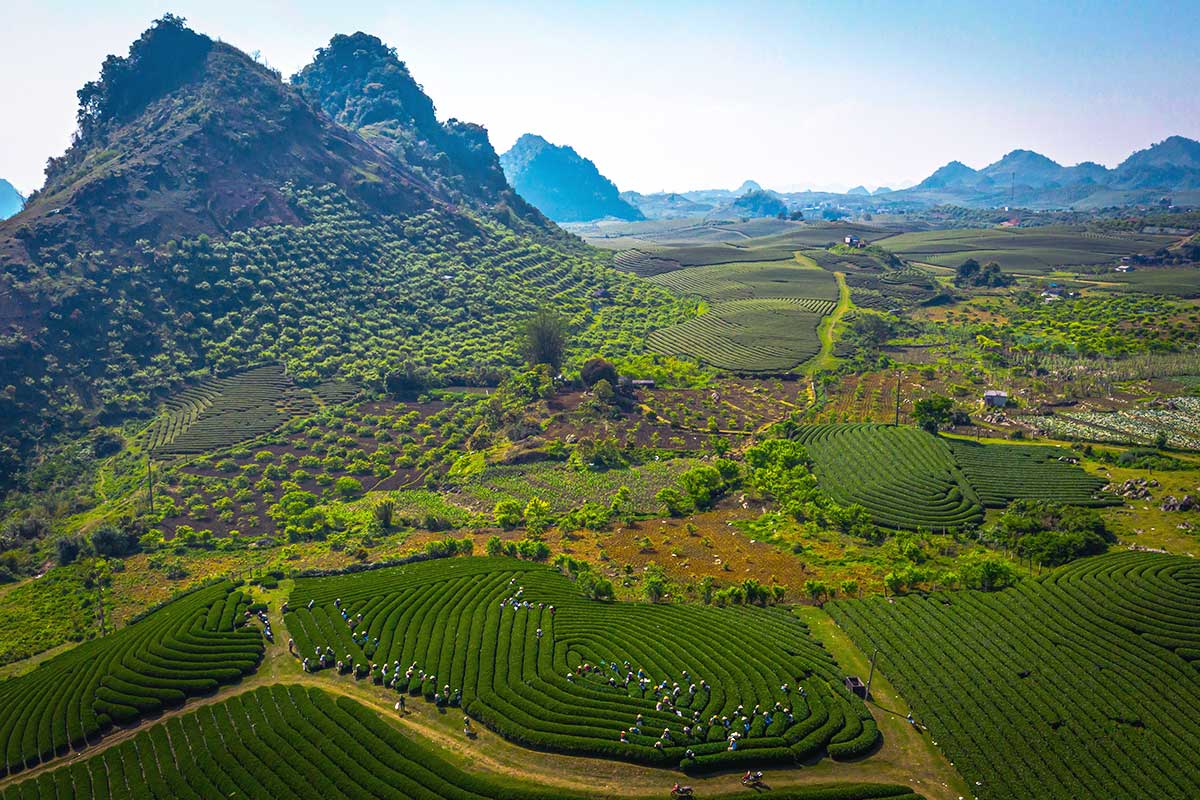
xmin=840 ymin=579 xmax=860 ymax=599
xmin=523 ymin=496 xmax=552 ymax=534
xmin=90 ymin=524 xmax=139 ymax=557
xmin=333 ymin=476 xmax=364 ymax=499
xmin=655 ymin=487 xmax=688 ymax=517
xmin=678 ymin=465 xmax=726 ymax=510
xmin=485 ymin=535 xmax=504 ymax=556
xmin=804 ymin=579 xmax=827 ymax=605
xmin=373 ymin=499 xmax=395 ymax=529
xmin=913 ymin=394 xmax=954 ymax=434
xmin=643 ymin=562 xmax=667 ymax=603
xmin=523 ymin=308 xmax=568 ymax=371
xmin=581 ymin=357 xmax=618 ymax=387
xmin=493 ymin=499 xmax=524 ymax=529
xmin=56 ymin=536 xmax=84 ymax=566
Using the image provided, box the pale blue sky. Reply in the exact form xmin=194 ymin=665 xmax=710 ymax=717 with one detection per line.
xmin=2 ymin=1 xmax=1198 ymax=195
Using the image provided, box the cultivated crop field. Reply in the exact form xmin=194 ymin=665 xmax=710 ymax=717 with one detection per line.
xmin=0 ymin=686 xmax=926 ymax=800
xmin=647 ymin=259 xmax=839 ymax=302
xmin=827 ymin=551 xmax=1200 ymax=800
xmin=0 ymin=582 xmax=261 ymax=777
xmin=286 ymin=557 xmax=880 ymax=771
xmin=647 ymin=300 xmax=828 ymax=372
xmin=143 ymin=365 xmax=319 ymax=457
xmin=454 ymin=459 xmax=706 ymax=514
xmin=1028 ymin=396 xmax=1200 ymax=449
xmin=874 ymin=227 xmax=1176 ymax=274
xmin=788 ymin=424 xmax=1115 ymax=529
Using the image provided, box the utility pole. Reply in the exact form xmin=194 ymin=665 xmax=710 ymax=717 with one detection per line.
xmin=146 ymin=455 xmax=155 ymax=514
xmin=894 ymin=369 xmax=901 ymax=426
xmin=865 ymin=647 xmax=881 ymax=701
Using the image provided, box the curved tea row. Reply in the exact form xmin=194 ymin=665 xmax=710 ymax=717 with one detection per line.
xmin=0 ymin=582 xmax=261 ymax=778
xmin=0 ymin=684 xmax=923 ymax=800
xmin=790 ymin=424 xmax=1117 ymax=530
xmin=286 ymin=557 xmax=877 ymax=770
xmin=827 ymin=552 xmax=1200 ymax=800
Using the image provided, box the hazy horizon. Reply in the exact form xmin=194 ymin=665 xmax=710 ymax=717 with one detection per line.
xmin=3 ymin=0 xmax=1198 ymax=197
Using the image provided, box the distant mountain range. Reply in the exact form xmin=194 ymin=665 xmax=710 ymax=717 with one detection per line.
xmin=499 ymin=134 xmax=643 ymax=222
xmin=899 ymin=137 xmax=1200 ymax=208
xmin=540 ymin=136 xmax=1200 ymax=221
xmin=0 ymin=180 xmax=22 ymax=219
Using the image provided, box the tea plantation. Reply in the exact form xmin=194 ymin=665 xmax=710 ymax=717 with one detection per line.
xmin=789 ymin=424 xmax=1117 ymax=529
xmin=0 ymin=685 xmax=925 ymax=800
xmin=0 ymin=582 xmax=261 ymax=778
xmin=286 ymin=557 xmax=879 ymax=770
xmin=827 ymin=551 xmax=1200 ymax=800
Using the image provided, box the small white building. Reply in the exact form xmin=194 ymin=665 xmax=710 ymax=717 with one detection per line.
xmin=983 ymin=390 xmax=1009 ymax=408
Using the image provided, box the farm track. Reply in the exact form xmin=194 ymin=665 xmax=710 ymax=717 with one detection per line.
xmin=0 ymin=579 xmax=962 ymax=799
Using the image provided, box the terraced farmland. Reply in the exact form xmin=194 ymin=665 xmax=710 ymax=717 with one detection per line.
xmin=790 ymin=424 xmax=982 ymax=530
xmin=944 ymin=439 xmax=1120 ymax=508
xmin=648 ymin=300 xmax=829 ymax=372
xmin=286 ymin=557 xmax=879 ymax=771
xmin=0 ymin=685 xmax=925 ymax=800
xmin=0 ymin=582 xmax=261 ymax=778
xmin=647 ymin=259 xmax=839 ymax=303
xmin=875 ymin=227 xmax=1176 ymax=274
xmin=144 ymin=365 xmax=318 ymax=456
xmin=788 ymin=424 xmax=1116 ymax=529
xmin=827 ymin=551 xmax=1200 ymax=800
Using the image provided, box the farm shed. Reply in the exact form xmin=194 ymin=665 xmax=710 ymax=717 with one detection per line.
xmin=845 ymin=675 xmax=868 ymax=698
xmin=983 ymin=390 xmax=1009 ymax=408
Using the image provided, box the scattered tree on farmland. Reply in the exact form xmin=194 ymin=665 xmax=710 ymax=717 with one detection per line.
xmin=333 ymin=476 xmax=364 ymax=499
xmin=840 ymin=579 xmax=860 ymax=599
xmin=90 ymin=524 xmax=139 ymax=557
xmin=849 ymin=314 xmax=896 ymax=349
xmin=804 ymin=579 xmax=828 ymax=605
xmin=643 ymin=562 xmax=667 ymax=602
xmin=486 ymin=535 xmax=504 ymax=556
xmin=655 ymin=486 xmax=688 ymax=517
xmin=580 ymin=357 xmax=618 ymax=387
xmin=993 ymin=500 xmax=1114 ymax=566
xmin=373 ymin=499 xmax=395 ymax=529
xmin=523 ymin=496 xmax=552 ymax=534
xmin=493 ymin=499 xmax=524 ymax=529
xmin=678 ymin=465 xmax=727 ymax=510
xmin=913 ymin=394 xmax=955 ymax=434
xmin=523 ymin=308 xmax=568 ymax=371
xmin=958 ymin=552 xmax=1019 ymax=591
xmin=56 ymin=536 xmax=85 ymax=566
xmin=954 ymin=259 xmax=1013 ymax=288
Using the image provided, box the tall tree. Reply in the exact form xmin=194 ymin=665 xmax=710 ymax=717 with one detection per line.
xmin=523 ymin=308 xmax=568 ymax=371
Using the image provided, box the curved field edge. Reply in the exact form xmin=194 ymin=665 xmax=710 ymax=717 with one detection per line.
xmin=0 ymin=683 xmax=924 ymax=800
xmin=824 ymin=551 xmax=1200 ymax=800
xmin=282 ymin=556 xmax=879 ymax=771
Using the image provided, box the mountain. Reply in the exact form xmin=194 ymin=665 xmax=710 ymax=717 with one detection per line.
xmin=977 ymin=149 xmax=1070 ymax=188
xmin=620 ymin=190 xmax=712 ymax=219
xmin=290 ymin=33 xmax=553 ymax=235
xmin=0 ymin=17 xmax=678 ymax=486
xmin=500 ymin=134 xmax=643 ymax=222
xmin=0 ymin=180 xmax=22 ymax=219
xmin=736 ymin=180 xmax=762 ymax=194
xmin=846 ymin=185 xmax=870 ymax=196
xmin=1113 ymin=136 xmax=1200 ymax=190
xmin=730 ymin=189 xmax=786 ymax=217
xmin=914 ymin=161 xmax=979 ymax=190
xmin=901 ymin=137 xmax=1200 ymax=208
